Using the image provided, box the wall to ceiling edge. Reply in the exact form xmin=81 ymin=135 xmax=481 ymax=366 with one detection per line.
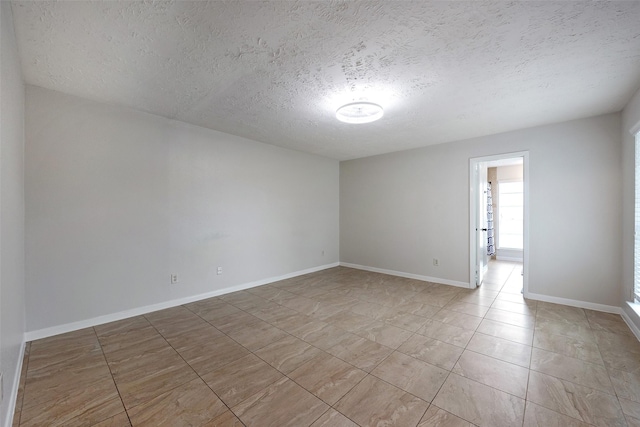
xmin=24 ymin=85 xmax=340 ymax=335
xmin=341 ymin=113 xmax=623 ymax=310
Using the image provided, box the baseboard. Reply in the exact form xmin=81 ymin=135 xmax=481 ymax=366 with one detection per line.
xmin=496 ymin=256 xmax=524 ymax=262
xmin=525 ymin=292 xmax=621 ymax=314
xmin=339 ymin=262 xmax=470 ymax=289
xmin=3 ymin=341 xmax=26 ymax=427
xmin=24 ymin=262 xmax=340 ymax=342
xmin=622 ymin=302 xmax=640 ymax=341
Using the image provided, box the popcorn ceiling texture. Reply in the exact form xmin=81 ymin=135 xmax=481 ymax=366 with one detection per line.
xmin=10 ymin=1 xmax=640 ymax=160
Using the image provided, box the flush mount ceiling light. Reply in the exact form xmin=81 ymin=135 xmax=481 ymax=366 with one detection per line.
xmin=336 ymin=102 xmax=384 ymax=124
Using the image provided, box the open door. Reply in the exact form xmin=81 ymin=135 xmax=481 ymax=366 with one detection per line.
xmin=470 ymin=152 xmax=529 ymax=293
xmin=475 ymin=163 xmax=489 ymax=286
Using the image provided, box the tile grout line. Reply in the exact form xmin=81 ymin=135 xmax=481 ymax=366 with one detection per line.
xmin=91 ymin=326 xmax=134 ymax=427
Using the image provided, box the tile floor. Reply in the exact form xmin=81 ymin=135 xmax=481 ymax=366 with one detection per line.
xmin=12 ymin=261 xmax=640 ymax=427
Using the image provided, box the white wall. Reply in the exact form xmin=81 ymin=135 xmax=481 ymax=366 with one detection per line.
xmin=622 ymin=87 xmax=640 ymax=331
xmin=25 ymin=86 xmax=339 ymax=333
xmin=0 ymin=2 xmax=26 ymax=426
xmin=341 ymin=114 xmax=622 ymax=307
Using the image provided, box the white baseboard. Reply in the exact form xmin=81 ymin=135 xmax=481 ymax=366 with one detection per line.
xmin=24 ymin=262 xmax=339 ymax=342
xmin=339 ymin=262 xmax=470 ymax=289
xmin=3 ymin=341 xmax=26 ymax=427
xmin=525 ymin=292 xmax=621 ymax=314
xmin=622 ymin=302 xmax=640 ymax=341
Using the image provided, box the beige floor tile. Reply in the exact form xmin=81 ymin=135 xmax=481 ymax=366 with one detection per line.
xmin=382 ymin=311 xmax=431 ymax=332
xmin=350 ymin=301 xmax=392 ymax=319
xmin=94 ymin=316 xmax=151 ymax=338
xmin=466 ymin=333 xmax=531 ymax=367
xmin=225 ymin=319 xmax=289 ymax=351
xmin=145 ymin=307 xmax=209 ymax=339
xmin=289 ymin=320 xmax=351 ymax=350
xmin=289 ymin=352 xmax=367 ymax=405
xmin=530 ymin=347 xmax=614 ymax=394
xmin=19 ymin=380 xmax=123 ymax=427
xmin=454 ymin=293 xmax=496 ymax=308
xmin=220 ymin=290 xmax=267 ymax=309
xmin=495 ymin=292 xmax=535 ymax=305
xmin=609 ymin=368 xmax=640 ymax=402
xmin=628 ymin=415 xmax=640 ymax=427
xmin=397 ymin=334 xmax=464 ymax=371
xmin=324 ymin=311 xmax=377 ymax=332
xmin=533 ymin=329 xmax=604 ymax=365
xmin=201 ymin=353 xmax=284 ymax=407
xmin=23 ymin=350 xmax=113 ymax=410
xmin=535 ymin=316 xmax=593 ymax=340
xmin=418 ymin=320 xmax=474 ymax=347
xmin=92 ymin=412 xmax=132 ymax=427
xmin=176 ymin=334 xmax=250 ymax=376
xmin=620 ymin=397 xmax=640 ymax=420
xmin=116 ymin=362 xmax=199 ymax=409
xmin=393 ymin=301 xmax=442 ymax=318
xmin=310 ymin=409 xmax=358 ymax=427
xmin=202 ymin=410 xmax=245 ymax=426
xmin=335 ymin=375 xmax=429 ymax=427
xmin=210 ymin=310 xmax=263 ymax=334
xmin=491 ymin=299 xmax=536 ymax=316
xmin=443 ymin=301 xmax=490 ymax=317
xmin=326 ymin=334 xmax=393 ymax=372
xmin=527 ymin=371 xmax=626 ymax=427
xmin=477 ymin=318 xmax=533 ymax=345
xmin=127 ymin=378 xmax=226 ymax=426
xmin=433 ymin=373 xmax=525 ymax=427
xmin=418 ymin=405 xmax=473 ymax=427
xmin=189 ymin=302 xmax=242 ymax=324
xmin=354 ymin=320 xmax=414 ymax=348
xmin=232 ymin=377 xmax=328 ymax=427
xmin=268 ymin=312 xmax=314 ymax=331
xmin=452 ymin=350 xmax=529 ymax=398
xmin=484 ymin=308 xmax=536 ymax=329
xmin=29 ymin=328 xmax=99 ymax=355
xmin=98 ymin=325 xmax=163 ymax=355
xmin=586 ymin=311 xmax=633 ymax=336
xmin=431 ymin=309 xmax=482 ymax=331
xmin=600 ymin=347 xmax=640 ymax=374
xmin=162 ymin=322 xmax=224 ymax=351
xmin=537 ymin=302 xmax=588 ymax=323
xmin=523 ymin=402 xmax=591 ymax=426
xmin=254 ymin=335 xmax=323 ymax=374
xmin=372 ymin=351 xmax=448 ymax=402
xmin=594 ymin=330 xmax=640 ymax=354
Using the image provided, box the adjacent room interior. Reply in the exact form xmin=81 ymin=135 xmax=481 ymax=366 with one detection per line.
xmin=2 ymin=1 xmax=640 ymax=426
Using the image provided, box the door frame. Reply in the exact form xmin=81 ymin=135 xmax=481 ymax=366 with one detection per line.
xmin=469 ymin=151 xmax=529 ymax=295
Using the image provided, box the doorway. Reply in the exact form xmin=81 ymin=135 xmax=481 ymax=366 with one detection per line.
xmin=469 ymin=152 xmax=529 ymax=295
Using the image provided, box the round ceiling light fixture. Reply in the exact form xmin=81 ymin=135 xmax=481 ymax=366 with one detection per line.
xmin=336 ymin=102 xmax=384 ymax=124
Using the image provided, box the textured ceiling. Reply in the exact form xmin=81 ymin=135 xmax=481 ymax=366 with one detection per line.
xmin=10 ymin=1 xmax=640 ymax=160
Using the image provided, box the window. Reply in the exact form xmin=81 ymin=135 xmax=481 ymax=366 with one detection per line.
xmin=635 ymin=133 xmax=640 ymax=302
xmin=498 ymin=180 xmax=524 ymax=249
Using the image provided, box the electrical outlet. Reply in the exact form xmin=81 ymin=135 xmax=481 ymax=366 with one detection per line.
xmin=170 ymin=274 xmax=178 ymax=284
xmin=322 ymin=250 xmax=325 ymax=256
xmin=217 ymin=266 xmax=222 ymax=275
xmin=433 ymin=258 xmax=439 ymax=267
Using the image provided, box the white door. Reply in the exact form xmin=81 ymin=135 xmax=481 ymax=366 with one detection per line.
xmin=476 ymin=163 xmax=489 ymax=286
